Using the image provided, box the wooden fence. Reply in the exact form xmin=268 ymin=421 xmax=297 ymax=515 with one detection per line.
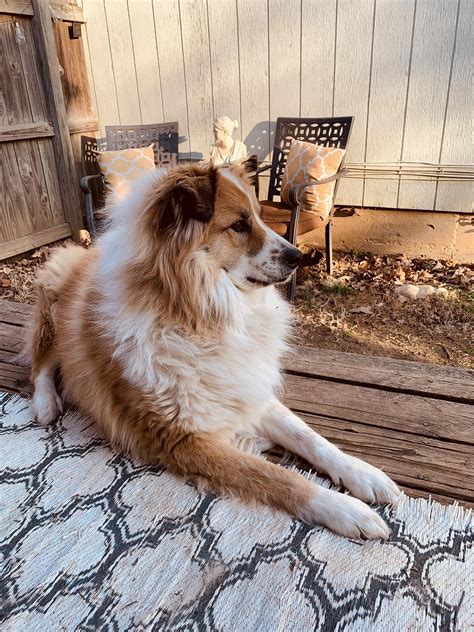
xmin=0 ymin=0 xmax=93 ymax=259
xmin=83 ymin=0 xmax=472 ymax=214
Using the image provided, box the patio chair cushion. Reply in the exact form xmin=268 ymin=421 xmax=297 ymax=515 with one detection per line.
xmin=260 ymin=200 xmax=325 ymax=238
xmin=280 ymin=140 xmax=345 ymax=221
xmin=95 ymin=144 xmax=155 ymax=201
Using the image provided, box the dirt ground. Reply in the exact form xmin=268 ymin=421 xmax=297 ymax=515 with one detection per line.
xmin=293 ymin=248 xmax=473 ymax=368
xmin=1 ymin=240 xmax=473 ymax=368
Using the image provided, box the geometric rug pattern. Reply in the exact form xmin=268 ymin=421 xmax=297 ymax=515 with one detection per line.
xmin=0 ymin=392 xmax=472 ymax=631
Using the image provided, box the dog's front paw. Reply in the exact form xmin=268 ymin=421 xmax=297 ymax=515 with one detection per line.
xmin=32 ymin=390 xmax=63 ymax=425
xmin=334 ymin=456 xmax=401 ymax=505
xmin=303 ymin=487 xmax=390 ymax=539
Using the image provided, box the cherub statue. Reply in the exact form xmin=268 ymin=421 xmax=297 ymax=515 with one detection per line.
xmin=209 ymin=116 xmax=248 ymax=166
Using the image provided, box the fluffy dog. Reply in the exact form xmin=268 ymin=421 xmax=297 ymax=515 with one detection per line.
xmin=30 ymin=163 xmax=400 ymax=538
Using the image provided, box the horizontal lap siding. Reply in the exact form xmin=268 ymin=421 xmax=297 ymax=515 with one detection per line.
xmin=82 ymin=0 xmax=471 ymax=211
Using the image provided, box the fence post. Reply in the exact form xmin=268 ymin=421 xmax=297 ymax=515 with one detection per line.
xmin=31 ymin=0 xmax=83 ymax=241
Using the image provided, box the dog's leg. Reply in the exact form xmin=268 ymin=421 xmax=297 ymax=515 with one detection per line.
xmin=30 ymin=286 xmax=63 ymax=425
xmin=32 ymin=356 xmax=63 ymax=425
xmin=260 ymin=399 xmax=400 ymax=505
xmin=167 ymin=431 xmax=390 ymax=539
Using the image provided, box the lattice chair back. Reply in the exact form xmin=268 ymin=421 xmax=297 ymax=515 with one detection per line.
xmin=81 ymin=136 xmax=106 ymax=175
xmin=268 ymin=117 xmax=353 ymax=201
xmin=105 ymin=122 xmax=179 ymax=167
xmin=80 ymin=135 xmax=107 ymax=210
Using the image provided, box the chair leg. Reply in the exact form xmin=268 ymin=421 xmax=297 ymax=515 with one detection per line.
xmin=325 ymin=221 xmax=333 ymax=276
xmin=84 ymin=193 xmax=97 ymax=241
xmin=286 ymin=273 xmax=297 ymax=302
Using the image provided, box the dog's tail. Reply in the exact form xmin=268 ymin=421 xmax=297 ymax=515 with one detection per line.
xmin=28 ymin=244 xmax=87 ymax=423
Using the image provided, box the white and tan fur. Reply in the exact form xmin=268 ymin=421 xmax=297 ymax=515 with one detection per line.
xmin=30 ymin=163 xmax=400 ymax=539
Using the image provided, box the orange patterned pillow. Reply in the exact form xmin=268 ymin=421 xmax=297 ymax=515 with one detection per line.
xmin=281 ymin=140 xmax=345 ymax=222
xmin=96 ymin=144 xmax=155 ymax=201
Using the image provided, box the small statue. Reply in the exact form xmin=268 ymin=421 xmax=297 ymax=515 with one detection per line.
xmin=210 ymin=116 xmax=248 ymax=166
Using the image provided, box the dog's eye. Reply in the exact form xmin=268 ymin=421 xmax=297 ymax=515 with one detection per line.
xmin=230 ymin=220 xmax=250 ymax=233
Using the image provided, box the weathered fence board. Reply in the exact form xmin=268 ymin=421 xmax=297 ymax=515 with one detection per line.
xmin=0 ymin=123 xmax=54 ymax=142
xmin=1 ymin=2 xmax=92 ymax=259
xmin=0 ymin=224 xmax=70 ymax=261
xmin=0 ymin=15 xmax=32 ymax=125
xmin=53 ymin=18 xmax=99 ymax=181
xmin=14 ymin=139 xmax=54 ymax=232
xmin=18 ymin=15 xmax=65 ymax=227
xmin=1 ymin=143 xmax=29 ymax=242
xmin=31 ymin=0 xmax=83 ymax=240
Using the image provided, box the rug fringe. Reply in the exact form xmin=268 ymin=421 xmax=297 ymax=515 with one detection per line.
xmin=393 ymin=493 xmax=473 ymax=531
xmin=292 ymin=463 xmax=473 ymax=528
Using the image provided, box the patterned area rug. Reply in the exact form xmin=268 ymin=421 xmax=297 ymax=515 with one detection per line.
xmin=0 ymin=391 xmax=472 ymax=631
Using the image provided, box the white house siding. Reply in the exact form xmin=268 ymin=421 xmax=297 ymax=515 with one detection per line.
xmin=82 ymin=0 xmax=472 ymax=212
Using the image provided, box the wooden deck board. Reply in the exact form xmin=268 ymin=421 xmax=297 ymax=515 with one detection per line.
xmin=283 ymin=374 xmax=473 ymax=444
xmin=0 ymin=299 xmax=472 ymax=506
xmin=284 ymin=346 xmax=474 ymax=404
xmin=299 ymin=413 xmax=473 ymax=502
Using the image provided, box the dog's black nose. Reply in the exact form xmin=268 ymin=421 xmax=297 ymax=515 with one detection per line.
xmin=283 ymin=246 xmax=303 ymax=268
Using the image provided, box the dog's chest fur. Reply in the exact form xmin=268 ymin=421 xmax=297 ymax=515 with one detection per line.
xmin=109 ymin=286 xmax=290 ymax=438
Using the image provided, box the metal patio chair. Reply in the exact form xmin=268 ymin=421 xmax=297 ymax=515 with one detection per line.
xmin=255 ymin=116 xmax=353 ymax=300
xmin=80 ymin=122 xmax=179 ymax=239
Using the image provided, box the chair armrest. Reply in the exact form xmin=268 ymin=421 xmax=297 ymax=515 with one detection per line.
xmin=248 ymin=162 xmax=272 ymax=178
xmin=80 ymin=174 xmax=103 ymax=194
xmin=289 ymin=168 xmax=349 ymax=206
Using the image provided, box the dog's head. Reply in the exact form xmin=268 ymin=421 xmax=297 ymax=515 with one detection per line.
xmin=142 ymin=162 xmax=301 ymax=291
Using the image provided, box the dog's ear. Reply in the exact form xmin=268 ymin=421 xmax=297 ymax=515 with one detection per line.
xmin=155 ymin=166 xmax=217 ymax=232
xmin=174 ymin=172 xmax=216 ymax=222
